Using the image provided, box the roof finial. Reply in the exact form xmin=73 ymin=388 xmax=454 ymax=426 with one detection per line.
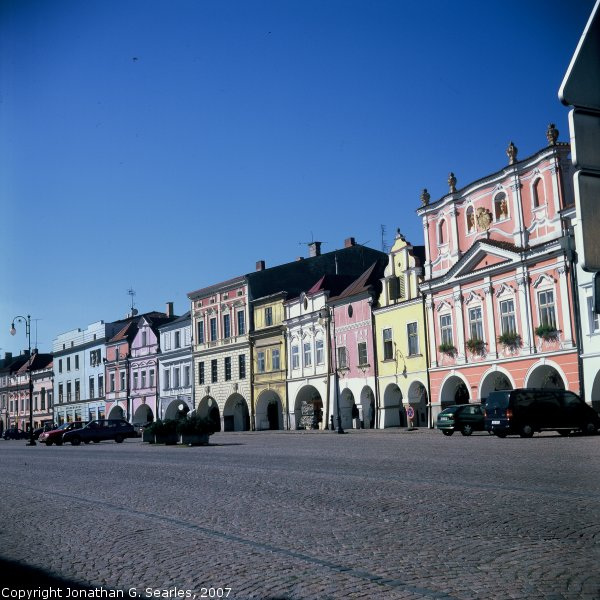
xmin=546 ymin=123 xmax=558 ymax=146
xmin=506 ymin=141 xmax=518 ymax=165
xmin=420 ymin=188 xmax=431 ymax=206
xmin=448 ymin=173 xmax=457 ymax=193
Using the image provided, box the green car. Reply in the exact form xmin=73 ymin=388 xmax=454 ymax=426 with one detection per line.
xmin=437 ymin=404 xmax=485 ymax=436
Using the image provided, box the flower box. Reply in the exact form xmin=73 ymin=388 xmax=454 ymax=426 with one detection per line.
xmin=497 ymin=332 xmax=521 ymax=349
xmin=438 ymin=343 xmax=457 ymax=356
xmin=535 ymin=324 xmax=559 ymax=341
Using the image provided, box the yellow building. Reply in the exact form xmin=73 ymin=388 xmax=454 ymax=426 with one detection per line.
xmin=251 ymin=292 xmax=288 ymax=430
xmin=373 ymin=231 xmax=430 ymax=428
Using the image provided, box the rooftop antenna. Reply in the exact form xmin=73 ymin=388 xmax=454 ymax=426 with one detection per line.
xmin=32 ymin=318 xmax=42 ymax=349
xmin=127 ymin=287 xmax=137 ymax=314
xmin=381 ymin=224 xmax=389 ymax=254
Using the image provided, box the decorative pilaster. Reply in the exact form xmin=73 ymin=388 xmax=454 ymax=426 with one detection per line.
xmin=483 ymin=283 xmax=497 ymax=358
xmin=423 ymin=219 xmax=432 ymax=280
xmin=453 ymin=289 xmax=466 ymax=363
xmin=425 ymin=297 xmax=437 ymax=368
xmin=450 ymin=208 xmax=460 ymax=260
xmin=557 ymin=265 xmax=574 ymax=346
xmin=517 ymin=274 xmax=533 ymax=354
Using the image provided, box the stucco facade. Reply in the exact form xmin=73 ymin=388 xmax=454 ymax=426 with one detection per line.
xmin=373 ymin=233 xmax=429 ymax=428
xmin=417 ymin=130 xmax=579 ymax=420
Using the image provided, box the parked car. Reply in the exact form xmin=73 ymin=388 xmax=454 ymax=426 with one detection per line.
xmin=39 ymin=421 xmax=84 ymax=446
xmin=437 ymin=404 xmax=485 ymax=436
xmin=485 ymin=388 xmax=600 ymax=438
xmin=2 ymin=428 xmax=27 ymax=440
xmin=62 ymin=419 xmax=136 ymax=445
xmin=33 ymin=423 xmax=58 ymax=440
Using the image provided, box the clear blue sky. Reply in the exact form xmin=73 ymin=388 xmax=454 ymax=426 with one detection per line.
xmin=0 ymin=0 xmax=594 ymax=355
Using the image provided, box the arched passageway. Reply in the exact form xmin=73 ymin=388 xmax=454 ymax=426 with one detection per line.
xmin=223 ymin=394 xmax=250 ymax=432
xmin=256 ymin=391 xmax=284 ymax=430
xmin=294 ymin=385 xmax=324 ymax=430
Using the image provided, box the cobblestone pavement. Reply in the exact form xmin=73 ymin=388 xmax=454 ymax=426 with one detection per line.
xmin=0 ymin=428 xmax=599 ymax=600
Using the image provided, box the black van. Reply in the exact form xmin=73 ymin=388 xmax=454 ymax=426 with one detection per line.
xmin=485 ymin=388 xmax=600 ymax=437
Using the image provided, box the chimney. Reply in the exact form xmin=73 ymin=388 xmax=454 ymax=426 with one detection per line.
xmin=296 ymin=257 xmax=304 ymax=261
xmin=4 ymin=352 xmax=12 ymax=361
xmin=344 ymin=237 xmax=356 ymax=248
xmin=23 ymin=349 xmax=30 ymax=358
xmin=166 ymin=302 xmax=174 ymax=317
xmin=256 ymin=260 xmax=265 ymax=271
xmin=308 ymin=241 xmax=322 ymax=257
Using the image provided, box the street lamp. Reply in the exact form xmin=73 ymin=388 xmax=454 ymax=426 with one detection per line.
xmin=319 ymin=307 xmax=345 ymax=434
xmin=10 ymin=315 xmax=35 ymax=446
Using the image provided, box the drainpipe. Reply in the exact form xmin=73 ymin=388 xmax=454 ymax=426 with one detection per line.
xmin=369 ymin=295 xmax=379 ymax=429
xmin=249 ymin=342 xmax=255 ymax=431
xmin=422 ymin=292 xmax=433 ymax=428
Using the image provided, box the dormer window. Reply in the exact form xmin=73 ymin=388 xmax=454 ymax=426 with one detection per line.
xmin=494 ymin=192 xmax=509 ymax=220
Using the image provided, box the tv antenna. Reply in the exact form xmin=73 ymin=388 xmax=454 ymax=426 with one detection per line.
xmin=127 ymin=288 xmax=136 ymax=312
xmin=380 ymin=224 xmax=389 ymax=254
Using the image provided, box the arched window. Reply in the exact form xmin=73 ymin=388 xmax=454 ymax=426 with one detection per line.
xmin=466 ymin=206 xmax=475 ymax=233
xmin=438 ymin=219 xmax=446 ymax=244
xmin=494 ymin=193 xmax=508 ymax=220
xmin=533 ymin=178 xmax=544 ymax=208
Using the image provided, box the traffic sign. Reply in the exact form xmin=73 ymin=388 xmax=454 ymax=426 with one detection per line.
xmin=569 ymin=108 xmax=600 ymax=170
xmin=406 ymin=406 xmax=415 ymax=420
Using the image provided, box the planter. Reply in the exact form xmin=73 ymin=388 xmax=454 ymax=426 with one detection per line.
xmin=180 ymin=433 xmax=210 ymax=446
xmin=438 ymin=343 xmax=457 ymax=357
xmin=154 ymin=432 xmax=178 ymax=445
xmin=466 ymin=338 xmax=485 ymax=354
xmin=535 ymin=325 xmax=559 ymax=341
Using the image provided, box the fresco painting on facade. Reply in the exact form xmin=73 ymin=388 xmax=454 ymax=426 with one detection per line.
xmin=418 ymin=130 xmax=581 ymax=421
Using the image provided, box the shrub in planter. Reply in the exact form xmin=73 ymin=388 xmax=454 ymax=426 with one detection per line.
xmin=438 ymin=342 xmax=457 ymax=356
xmin=146 ymin=419 xmax=178 ymax=444
xmin=497 ymin=331 xmax=521 ymax=349
xmin=176 ymin=413 xmax=215 ymax=446
xmin=535 ymin=324 xmax=559 ymax=341
xmin=466 ymin=338 xmax=486 ymax=354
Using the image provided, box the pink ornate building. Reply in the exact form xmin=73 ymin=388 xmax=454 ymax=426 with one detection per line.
xmin=417 ymin=127 xmax=579 ymax=418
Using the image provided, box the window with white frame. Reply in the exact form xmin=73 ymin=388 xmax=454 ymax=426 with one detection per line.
xmin=538 ymin=290 xmax=556 ymax=328
xmin=407 ymin=322 xmax=419 ymax=355
xmin=238 ymin=354 xmax=246 ymax=379
xmin=237 ymin=311 xmax=245 ymax=335
xmin=468 ymin=307 xmax=484 ymax=340
xmin=315 ymin=339 xmax=324 ymax=365
xmin=291 ymin=345 xmax=300 ymax=369
xmin=337 ymin=346 xmax=348 ymax=369
xmin=265 ymin=307 xmax=273 ymax=326
xmin=211 ymin=359 xmax=218 ymax=383
xmin=174 ymin=330 xmax=181 ymax=348
xmin=133 ymin=372 xmax=139 ymax=389
xmin=225 ymin=356 xmax=231 ymax=380
xmin=257 ymin=351 xmax=266 ymax=373
xmin=141 ymin=371 xmax=146 ymax=388
xmin=198 ymin=362 xmax=205 ymax=385
xmin=440 ymin=314 xmax=453 ymax=345
xmin=357 ymin=342 xmax=368 ymax=366
xmin=303 ymin=342 xmax=312 ymax=367
xmin=587 ymin=296 xmax=600 ymax=333
xmin=173 ymin=367 xmax=180 ymax=388
xmin=89 ymin=377 xmax=95 ymax=399
xmin=272 ymin=348 xmax=280 ymax=371
xmin=164 ymin=332 xmax=171 ymax=350
xmin=499 ymin=299 xmax=517 ymax=334
xmin=163 ymin=369 xmax=170 ymax=390
xmin=197 ymin=320 xmax=205 ymax=344
xmin=184 ymin=366 xmax=190 ymax=387
xmin=142 ymin=331 xmax=147 ymax=347
xmin=223 ymin=313 xmax=231 ymax=339
xmin=149 ymin=369 xmax=154 ymax=387
xmin=210 ymin=318 xmax=217 ymax=341
xmin=383 ymin=328 xmax=394 ymax=360
xmin=120 ymin=371 xmax=126 ymax=391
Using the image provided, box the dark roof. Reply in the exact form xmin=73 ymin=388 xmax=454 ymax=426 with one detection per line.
xmin=159 ymin=311 xmax=191 ymax=329
xmin=328 ymin=261 xmax=385 ymax=303
xmin=0 ymin=354 xmax=30 ymax=374
xmin=188 ymin=275 xmax=245 ymax=300
xmin=247 ymin=244 xmax=388 ymax=301
xmin=107 ymin=311 xmax=170 ymax=344
xmin=306 ymin=273 xmax=357 ymax=297
xmin=17 ymin=353 xmax=53 ymax=373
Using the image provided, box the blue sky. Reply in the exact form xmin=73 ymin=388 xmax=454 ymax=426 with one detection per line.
xmin=0 ymin=0 xmax=594 ymax=355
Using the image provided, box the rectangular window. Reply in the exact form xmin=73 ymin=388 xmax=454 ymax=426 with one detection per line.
xmin=198 ymin=362 xmax=205 ymax=385
xmin=40 ymin=388 xmax=46 ymax=410
xmin=197 ymin=320 xmax=205 ymax=344
xmin=587 ymin=296 xmax=600 ymax=333
xmin=89 ymin=377 xmax=95 ymax=399
xmin=238 ymin=354 xmax=246 ymax=379
xmin=142 ymin=331 xmax=147 ymax=346
xmin=316 ymin=340 xmax=324 ymax=365
xmin=75 ymin=380 xmax=80 ymax=401
xmin=67 ymin=357 xmax=71 ymax=371
xmin=440 ymin=314 xmax=453 ymax=345
xmin=469 ymin=307 xmax=484 ymax=340
xmin=357 ymin=342 xmax=368 ymax=366
xmin=237 ymin=311 xmax=245 ymax=335
xmin=291 ymin=345 xmax=299 ymax=369
xmin=120 ymin=371 xmax=126 ymax=391
xmin=110 ymin=373 xmax=115 ymax=393
xmin=174 ymin=367 xmax=180 ymax=388
xmin=500 ymin=299 xmax=516 ymax=334
xmin=210 ymin=318 xmax=217 ymax=342
xmin=184 ymin=366 xmax=190 ymax=387
xmin=59 ymin=359 xmax=63 ymax=373
xmin=223 ymin=314 xmax=231 ymax=339
xmin=133 ymin=372 xmax=139 ymax=389
xmin=303 ymin=342 xmax=312 ymax=367
xmin=272 ymin=348 xmax=280 ymax=371
xmin=337 ymin=346 xmax=348 ymax=369
xmin=163 ymin=369 xmax=170 ymax=390
xmin=407 ymin=322 xmax=419 ymax=355
xmin=141 ymin=371 xmax=146 ymax=388
xmin=225 ymin=357 xmax=232 ymax=381
xmin=257 ymin=351 xmax=266 ymax=373
xmin=149 ymin=370 xmax=154 ymax=387
xmin=164 ymin=332 xmax=171 ymax=351
xmin=538 ymin=290 xmax=556 ymax=328
xmin=75 ymin=355 xmax=79 ymax=370
xmin=383 ymin=328 xmax=393 ymax=360
xmin=265 ymin=307 xmax=273 ymax=326
xmin=67 ymin=381 xmax=72 ymax=402
xmin=211 ymin=359 xmax=218 ymax=383
xmin=174 ymin=330 xmax=181 ymax=348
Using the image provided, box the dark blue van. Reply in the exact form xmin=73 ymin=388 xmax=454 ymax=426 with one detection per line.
xmin=485 ymin=388 xmax=600 ymax=438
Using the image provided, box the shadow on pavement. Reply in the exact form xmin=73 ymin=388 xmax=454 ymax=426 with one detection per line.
xmin=0 ymin=556 xmax=92 ymax=590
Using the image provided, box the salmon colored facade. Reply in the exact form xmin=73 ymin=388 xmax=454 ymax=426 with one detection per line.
xmin=417 ymin=128 xmax=579 ymax=419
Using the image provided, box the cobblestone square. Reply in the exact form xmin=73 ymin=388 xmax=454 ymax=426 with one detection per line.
xmin=0 ymin=429 xmax=599 ymax=599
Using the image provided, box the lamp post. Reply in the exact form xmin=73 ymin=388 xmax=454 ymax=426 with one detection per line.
xmin=320 ymin=307 xmax=344 ymax=434
xmin=10 ymin=315 xmax=35 ymax=446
